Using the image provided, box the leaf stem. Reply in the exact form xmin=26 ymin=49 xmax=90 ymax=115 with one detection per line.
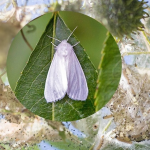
xmin=20 ymin=29 xmax=33 ymax=51
xmin=51 ymin=12 xmax=59 ymax=121
xmin=51 ymin=12 xmax=57 ymax=60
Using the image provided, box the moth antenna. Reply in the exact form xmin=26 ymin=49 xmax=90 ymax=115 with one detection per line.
xmin=51 ymin=42 xmax=57 ymax=47
xmin=47 ymin=35 xmax=61 ymax=42
xmin=67 ymin=26 xmax=78 ymax=41
xmin=72 ymin=41 xmax=80 ymax=47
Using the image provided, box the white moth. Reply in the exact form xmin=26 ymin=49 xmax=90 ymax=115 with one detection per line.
xmin=44 ymin=27 xmax=88 ymax=103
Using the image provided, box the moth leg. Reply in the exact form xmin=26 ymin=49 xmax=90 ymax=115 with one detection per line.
xmin=67 ymin=26 xmax=78 ymax=41
xmin=51 ymin=42 xmax=57 ymax=47
xmin=47 ymin=35 xmax=61 ymax=42
xmin=72 ymin=41 xmax=80 ymax=47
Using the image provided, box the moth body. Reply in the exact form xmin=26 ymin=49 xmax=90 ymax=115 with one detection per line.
xmin=56 ymin=40 xmax=72 ymax=57
xmin=44 ymin=28 xmax=88 ymax=103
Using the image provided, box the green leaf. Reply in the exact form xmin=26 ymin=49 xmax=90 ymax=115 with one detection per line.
xmin=101 ymin=144 xmax=124 ymax=150
xmin=135 ymin=143 xmax=150 ymax=150
xmin=49 ymin=138 xmax=92 ymax=150
xmin=0 ymin=143 xmax=40 ymax=150
xmin=15 ymin=12 xmax=97 ymax=121
xmin=94 ymin=32 xmax=121 ymax=111
xmin=100 ymin=142 xmax=150 ymax=150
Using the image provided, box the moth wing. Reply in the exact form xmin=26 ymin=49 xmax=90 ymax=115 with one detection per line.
xmin=44 ymin=52 xmax=68 ymax=102
xmin=67 ymin=50 xmax=88 ymax=100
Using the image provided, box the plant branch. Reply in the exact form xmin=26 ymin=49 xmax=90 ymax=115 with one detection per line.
xmin=12 ymin=0 xmax=17 ymax=8
xmin=142 ymin=31 xmax=150 ymax=51
xmin=123 ymin=51 xmax=150 ymax=56
xmin=102 ymin=118 xmax=113 ymax=133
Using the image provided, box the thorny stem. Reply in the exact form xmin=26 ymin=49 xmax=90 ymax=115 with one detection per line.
xmin=21 ymin=29 xmax=33 ymax=51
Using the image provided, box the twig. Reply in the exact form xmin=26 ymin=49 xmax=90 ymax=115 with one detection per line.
xmin=123 ymin=51 xmax=150 ymax=56
xmin=142 ymin=31 xmax=150 ymax=51
xmin=102 ymin=119 xmax=113 ymax=134
xmin=20 ymin=29 xmax=33 ymax=51
xmin=12 ymin=0 xmax=17 ymax=8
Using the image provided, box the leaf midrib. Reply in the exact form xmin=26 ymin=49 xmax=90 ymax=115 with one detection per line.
xmin=52 ymin=12 xmax=57 ymax=121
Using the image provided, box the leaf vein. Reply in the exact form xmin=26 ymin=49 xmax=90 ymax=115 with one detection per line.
xmin=21 ymin=62 xmax=50 ymax=101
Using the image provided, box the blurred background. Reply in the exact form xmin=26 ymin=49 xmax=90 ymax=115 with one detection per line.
xmin=1 ymin=0 xmax=150 ymax=150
